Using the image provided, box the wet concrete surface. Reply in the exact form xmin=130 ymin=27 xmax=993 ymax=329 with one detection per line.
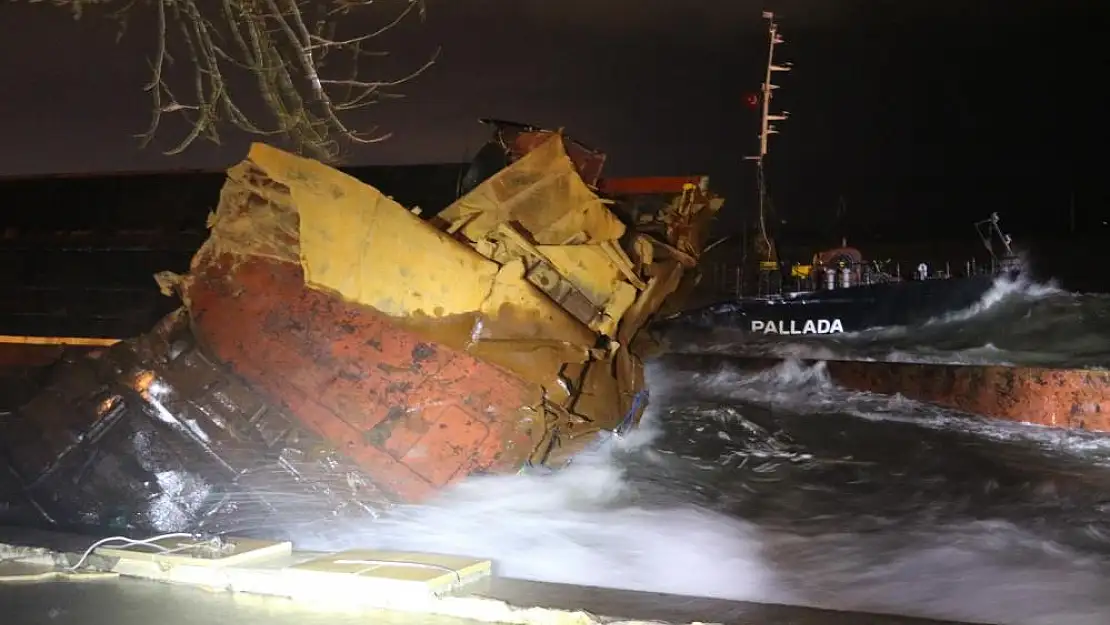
xmin=482 ymin=578 xmax=968 ymax=624
xmin=0 ymin=524 xmax=990 ymax=625
xmin=0 ymin=566 xmax=971 ymax=625
xmin=1 ymin=578 xmax=485 ymax=625
xmin=0 ymin=525 xmax=976 ymax=625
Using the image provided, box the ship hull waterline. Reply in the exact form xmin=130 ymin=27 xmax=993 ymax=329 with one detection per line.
xmin=662 ymin=274 xmax=999 ymax=336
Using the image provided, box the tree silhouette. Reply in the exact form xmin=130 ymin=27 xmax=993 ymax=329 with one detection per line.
xmin=32 ymin=0 xmax=438 ymax=161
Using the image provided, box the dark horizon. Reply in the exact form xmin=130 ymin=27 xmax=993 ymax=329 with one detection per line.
xmin=1 ymin=0 xmax=1106 ymax=240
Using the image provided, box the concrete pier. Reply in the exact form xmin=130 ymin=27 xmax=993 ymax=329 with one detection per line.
xmin=0 ymin=527 xmax=975 ymax=625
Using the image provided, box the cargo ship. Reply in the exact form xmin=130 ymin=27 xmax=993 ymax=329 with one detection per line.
xmin=660 ymin=12 xmax=1020 ymax=337
xmin=667 ymin=212 xmax=1021 ymax=335
xmin=0 ymin=120 xmax=723 ymax=537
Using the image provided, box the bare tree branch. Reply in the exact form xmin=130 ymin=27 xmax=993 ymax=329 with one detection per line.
xmin=26 ymin=0 xmax=437 ymax=161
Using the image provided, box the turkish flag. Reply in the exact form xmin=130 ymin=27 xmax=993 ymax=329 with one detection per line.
xmin=744 ymin=93 xmax=760 ymax=109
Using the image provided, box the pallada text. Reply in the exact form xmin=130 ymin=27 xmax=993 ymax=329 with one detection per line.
xmin=750 ymin=319 xmax=844 ymax=335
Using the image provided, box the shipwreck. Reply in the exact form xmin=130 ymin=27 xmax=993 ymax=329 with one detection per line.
xmin=0 ymin=120 xmax=723 ymax=537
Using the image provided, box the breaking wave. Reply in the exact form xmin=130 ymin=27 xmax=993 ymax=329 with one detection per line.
xmin=296 ymin=358 xmax=1110 ymax=625
xmin=296 ymin=376 xmax=782 ymax=604
xmin=677 ymin=272 xmax=1110 ymax=368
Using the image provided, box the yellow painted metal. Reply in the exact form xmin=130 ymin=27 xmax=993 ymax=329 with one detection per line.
xmin=185 ymin=136 xmax=725 ymax=466
xmin=471 ymin=258 xmax=595 ymax=391
xmin=247 ymin=143 xmax=500 ymax=319
xmin=791 ymin=264 xmax=813 ymax=278
xmin=537 ymin=244 xmax=639 ymax=337
xmin=436 ymin=135 xmax=626 ymax=245
xmin=0 ymin=335 xmax=119 ymax=347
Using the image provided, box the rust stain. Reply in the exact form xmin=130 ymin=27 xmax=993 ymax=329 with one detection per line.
xmin=148 ymin=129 xmax=725 ymax=505
xmin=0 ymin=128 xmax=729 ymax=523
xmin=732 ymin=358 xmax=1110 ymax=433
xmin=186 ymin=254 xmax=542 ymax=503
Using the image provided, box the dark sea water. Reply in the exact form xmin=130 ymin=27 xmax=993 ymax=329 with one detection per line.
xmin=670 ymin=274 xmax=1110 ymax=369
xmin=294 ymin=273 xmax=1110 ymax=625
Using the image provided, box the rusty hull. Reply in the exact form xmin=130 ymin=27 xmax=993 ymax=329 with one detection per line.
xmin=138 ymin=133 xmax=725 ymax=505
xmin=186 ymin=254 xmax=539 ymax=502
xmin=728 ymin=357 xmax=1110 ymax=433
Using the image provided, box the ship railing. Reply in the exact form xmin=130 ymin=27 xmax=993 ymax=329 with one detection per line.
xmin=697 ymin=256 xmax=1008 ymax=299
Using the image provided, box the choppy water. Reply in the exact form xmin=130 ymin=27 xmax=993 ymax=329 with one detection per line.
xmin=291 ymin=274 xmax=1110 ymax=625
xmin=668 ymin=273 xmax=1110 ymax=368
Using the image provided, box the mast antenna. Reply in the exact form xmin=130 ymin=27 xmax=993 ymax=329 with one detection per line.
xmin=744 ymin=11 xmax=792 ymax=264
xmin=746 ymin=11 xmax=792 ymax=164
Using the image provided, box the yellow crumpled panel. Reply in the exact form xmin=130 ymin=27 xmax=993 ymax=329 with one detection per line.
xmin=438 ymin=134 xmax=626 ymax=245
xmin=245 ymin=142 xmax=499 ymax=319
xmin=195 ymin=159 xmax=301 ymax=266
xmin=536 ymin=245 xmax=624 ymax=306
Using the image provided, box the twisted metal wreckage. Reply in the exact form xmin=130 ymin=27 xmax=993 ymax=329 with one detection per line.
xmin=0 ymin=121 xmax=724 ymax=536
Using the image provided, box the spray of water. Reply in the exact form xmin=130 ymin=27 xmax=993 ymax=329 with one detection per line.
xmin=295 ymin=363 xmax=785 ymax=604
xmin=860 ymin=271 xmax=1061 ymax=337
xmin=286 ymin=356 xmax=1110 ymax=625
xmin=685 ymin=359 xmax=1110 ymax=625
xmin=678 ymin=271 xmax=1100 ymax=367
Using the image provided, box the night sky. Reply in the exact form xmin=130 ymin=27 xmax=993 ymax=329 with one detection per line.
xmin=0 ymin=0 xmax=1105 ymax=239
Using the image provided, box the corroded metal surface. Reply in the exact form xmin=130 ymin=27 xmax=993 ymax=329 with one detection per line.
xmin=0 ymin=127 xmax=725 ymax=531
xmin=160 ymin=137 xmax=723 ymax=481
xmin=827 ymin=360 xmax=1110 ymax=432
xmin=0 ymin=311 xmax=388 ymax=536
xmin=727 ymin=357 xmax=1110 ymax=432
xmin=186 ymin=253 xmax=541 ymax=503
xmin=137 ymin=132 xmax=722 ymax=506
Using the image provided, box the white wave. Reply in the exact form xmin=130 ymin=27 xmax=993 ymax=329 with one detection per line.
xmin=292 ymin=362 xmax=784 ymax=604
xmin=705 ymin=357 xmax=1110 ymax=469
xmin=768 ymin=520 xmax=1110 ymax=625
xmin=849 ymin=270 xmax=1061 ymax=341
xmin=922 ymin=271 xmax=1060 ymax=325
xmin=686 ymin=358 xmax=1110 ymax=625
xmin=673 ymin=270 xmax=1073 ymax=366
xmin=284 ymin=355 xmax=1110 ymax=625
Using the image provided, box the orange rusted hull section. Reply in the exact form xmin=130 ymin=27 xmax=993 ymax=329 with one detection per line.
xmin=599 ymin=176 xmax=707 ymax=196
xmin=186 ymin=254 xmax=539 ymax=502
xmin=733 ymin=358 xmax=1110 ymax=433
xmin=0 ymin=126 xmax=730 ymax=530
xmin=136 ymin=129 xmax=726 ymax=506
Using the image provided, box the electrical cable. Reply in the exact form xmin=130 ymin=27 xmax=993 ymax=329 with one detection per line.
xmin=65 ymin=532 xmax=197 ymax=571
xmin=0 ymin=531 xmax=198 ymax=583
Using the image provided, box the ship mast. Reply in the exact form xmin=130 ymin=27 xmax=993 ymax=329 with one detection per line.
xmin=745 ymin=11 xmax=792 ymax=264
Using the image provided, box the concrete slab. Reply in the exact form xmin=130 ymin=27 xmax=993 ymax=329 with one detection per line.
xmin=0 ymin=526 xmax=974 ymax=625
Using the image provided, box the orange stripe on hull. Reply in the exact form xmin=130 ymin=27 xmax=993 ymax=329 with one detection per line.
xmin=186 ymin=254 xmax=541 ymax=503
xmin=725 ymin=357 xmax=1110 ymax=433
xmin=598 ymin=176 xmax=706 ymax=196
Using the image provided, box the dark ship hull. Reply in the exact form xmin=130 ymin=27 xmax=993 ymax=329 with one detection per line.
xmin=661 ymin=273 xmax=1000 ymax=336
